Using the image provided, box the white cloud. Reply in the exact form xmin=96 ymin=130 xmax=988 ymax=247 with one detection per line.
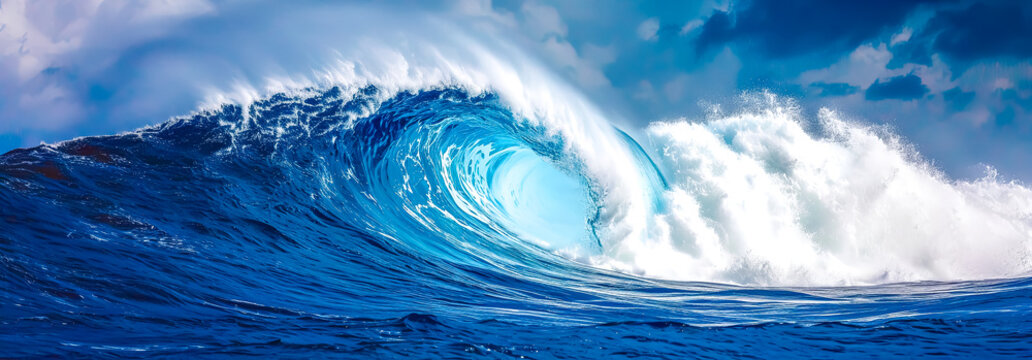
xmin=954 ymin=107 xmax=992 ymax=127
xmin=911 ymin=54 xmax=954 ymax=93
xmin=0 ymin=0 xmax=98 ymax=80
xmin=0 ymin=0 xmax=215 ymax=80
xmin=521 ymin=1 xmax=567 ymax=39
xmin=890 ymin=27 xmax=912 ymax=46
xmin=633 ymin=79 xmax=656 ymax=101
xmin=129 ymin=0 xmax=214 ymax=23
xmin=580 ymin=43 xmax=617 ymax=66
xmin=709 ymin=0 xmax=731 ymax=12
xmin=679 ymin=19 xmax=704 ymax=36
xmin=637 ymin=18 xmax=659 ymax=41
xmin=451 ymin=1 xmax=616 ymax=91
xmin=541 ymin=37 xmax=610 ymax=87
xmin=507 ymin=2 xmax=611 ymax=88
xmin=15 ymin=83 xmax=83 ymax=130
xmin=800 ymin=40 xmax=963 ymax=99
xmin=798 ymin=43 xmax=894 ymax=87
xmin=452 ymin=0 xmax=517 ymax=28
xmin=0 ymin=0 xmax=215 ymax=134
xmin=993 ymin=77 xmax=1015 ymax=90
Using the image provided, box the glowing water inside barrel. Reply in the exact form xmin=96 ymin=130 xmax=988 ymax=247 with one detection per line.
xmin=488 ymin=147 xmax=592 ymax=252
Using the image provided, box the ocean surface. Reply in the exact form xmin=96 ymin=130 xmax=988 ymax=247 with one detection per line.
xmin=2 ymin=86 xmax=1031 ymax=358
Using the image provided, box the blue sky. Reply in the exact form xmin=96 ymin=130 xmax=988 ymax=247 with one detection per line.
xmin=1 ymin=0 xmax=1030 ymax=180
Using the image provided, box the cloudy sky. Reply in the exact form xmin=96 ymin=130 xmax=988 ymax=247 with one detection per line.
xmin=1 ymin=0 xmax=1030 ymax=179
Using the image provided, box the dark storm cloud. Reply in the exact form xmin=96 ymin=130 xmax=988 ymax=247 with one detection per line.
xmin=925 ymin=2 xmax=1032 ymax=63
xmin=696 ymin=0 xmax=945 ymax=60
xmin=809 ymin=82 xmax=859 ymax=97
xmin=865 ymin=74 xmax=929 ymax=101
xmin=695 ymin=10 xmax=733 ymax=53
xmin=888 ymin=2 xmax=1032 ymax=70
xmin=885 ymin=41 xmax=933 ymax=69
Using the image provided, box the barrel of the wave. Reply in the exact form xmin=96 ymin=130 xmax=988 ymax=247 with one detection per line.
xmin=314 ymin=88 xmax=617 ymax=267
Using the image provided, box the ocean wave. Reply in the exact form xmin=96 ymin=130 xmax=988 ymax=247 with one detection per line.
xmin=5 ymin=80 xmax=1032 ymax=290
xmin=4 ymin=77 xmax=1032 ymax=358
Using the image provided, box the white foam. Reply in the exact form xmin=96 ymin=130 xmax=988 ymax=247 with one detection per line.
xmin=597 ymin=92 xmax=1032 ymax=286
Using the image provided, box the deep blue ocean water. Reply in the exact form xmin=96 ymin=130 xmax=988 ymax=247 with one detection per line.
xmin=2 ymin=87 xmax=1031 ymax=358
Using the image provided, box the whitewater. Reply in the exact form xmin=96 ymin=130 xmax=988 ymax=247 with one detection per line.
xmin=3 ymin=7 xmax=1032 ymax=359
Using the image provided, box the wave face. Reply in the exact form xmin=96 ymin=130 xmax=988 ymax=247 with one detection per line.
xmin=2 ymin=85 xmax=1032 ymax=358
